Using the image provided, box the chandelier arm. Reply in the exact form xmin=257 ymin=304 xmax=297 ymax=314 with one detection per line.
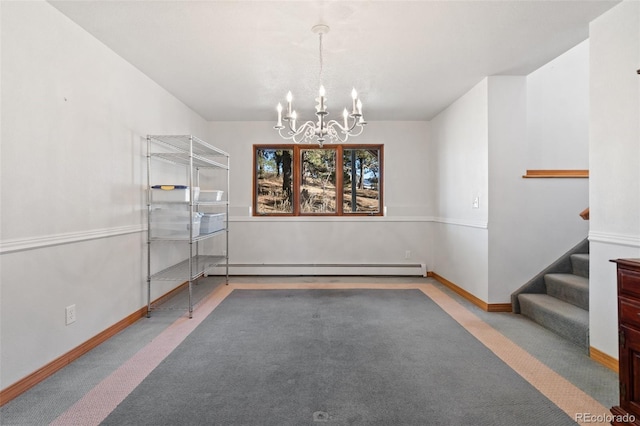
xmin=290 ymin=129 xmax=305 ymax=144
xmin=277 ymin=127 xmax=295 ymax=140
xmin=327 ymin=116 xmax=360 ymax=134
xmin=347 ymin=124 xmax=366 ymax=137
xmin=326 ymin=124 xmax=349 ymax=143
xmin=349 ymin=114 xmax=362 ymax=132
xmin=290 ymin=121 xmax=316 ymax=144
xmin=292 ymin=131 xmax=306 ymax=144
xmin=285 ymin=118 xmax=297 ymax=135
xmin=305 ymin=123 xmax=318 ymax=144
xmin=326 ymin=119 xmax=347 ymax=134
xmin=345 ymin=117 xmax=360 ymax=133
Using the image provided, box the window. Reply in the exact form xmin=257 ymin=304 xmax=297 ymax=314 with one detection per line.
xmin=254 ymin=144 xmax=383 ymax=216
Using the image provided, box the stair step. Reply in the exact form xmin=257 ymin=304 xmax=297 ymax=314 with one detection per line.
xmin=571 ymin=253 xmax=590 ymax=278
xmin=518 ymin=293 xmax=589 ymax=348
xmin=545 ymin=273 xmax=589 ymax=310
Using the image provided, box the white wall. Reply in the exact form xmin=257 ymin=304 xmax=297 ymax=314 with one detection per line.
xmin=429 ymin=79 xmax=490 ymax=301
xmin=429 ymin=42 xmax=591 ymax=304
xmin=487 ymin=76 xmax=529 ymax=303
xmin=588 ymin=0 xmax=640 ymax=359
xmin=521 ymin=39 xmax=591 ymax=267
xmin=487 ymin=67 xmax=589 ymax=302
xmin=526 ymin=41 xmax=590 ymax=168
xmin=207 ymin=121 xmax=433 ymax=276
xmin=0 ymin=1 xmax=209 ymax=389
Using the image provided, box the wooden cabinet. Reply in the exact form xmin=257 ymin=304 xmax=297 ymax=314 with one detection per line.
xmin=612 ymin=259 xmax=640 ymax=425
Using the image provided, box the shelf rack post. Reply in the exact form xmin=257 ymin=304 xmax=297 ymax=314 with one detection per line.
xmin=226 ymin=156 xmax=230 ymax=284
xmin=146 ymin=135 xmax=152 ymax=318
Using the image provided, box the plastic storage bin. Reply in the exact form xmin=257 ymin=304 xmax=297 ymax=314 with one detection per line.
xmin=199 ymin=190 xmax=224 ymax=202
xmin=150 ymin=185 xmax=200 ymax=202
xmin=200 ymin=213 xmax=226 ymax=234
xmin=150 ymin=209 xmax=201 ymax=238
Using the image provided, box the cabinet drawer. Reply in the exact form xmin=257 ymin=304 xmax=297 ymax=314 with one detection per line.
xmin=619 ymin=267 xmax=640 ymax=299
xmin=620 ymin=297 xmax=640 ymax=329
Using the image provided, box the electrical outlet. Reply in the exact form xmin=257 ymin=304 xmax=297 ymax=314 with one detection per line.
xmin=65 ymin=305 xmax=76 ymax=325
xmin=405 ymin=250 xmax=411 ymax=259
xmin=472 ymin=196 xmax=480 ymax=209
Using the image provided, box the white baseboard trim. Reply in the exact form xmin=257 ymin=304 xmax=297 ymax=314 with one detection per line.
xmin=0 ymin=225 xmax=144 ymax=255
xmin=589 ymin=231 xmax=640 ymax=248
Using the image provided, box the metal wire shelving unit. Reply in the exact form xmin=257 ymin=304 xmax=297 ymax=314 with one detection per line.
xmin=146 ymin=135 xmax=229 ymax=318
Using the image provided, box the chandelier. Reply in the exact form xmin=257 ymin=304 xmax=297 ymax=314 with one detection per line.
xmin=274 ymin=24 xmax=366 ymax=147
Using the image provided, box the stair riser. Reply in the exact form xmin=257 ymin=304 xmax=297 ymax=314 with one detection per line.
xmin=519 ymin=297 xmax=589 ymax=348
xmin=571 ymin=254 xmax=590 ymax=278
xmin=545 ymin=275 xmax=589 ymax=311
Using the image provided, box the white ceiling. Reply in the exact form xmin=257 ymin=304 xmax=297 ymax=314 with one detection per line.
xmin=49 ymin=0 xmax=619 ymax=122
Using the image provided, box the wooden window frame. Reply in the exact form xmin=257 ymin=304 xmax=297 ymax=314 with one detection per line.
xmin=253 ymin=144 xmax=384 ymax=217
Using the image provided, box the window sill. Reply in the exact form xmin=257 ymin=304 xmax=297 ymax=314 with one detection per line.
xmin=233 ymin=215 xmax=432 ymax=223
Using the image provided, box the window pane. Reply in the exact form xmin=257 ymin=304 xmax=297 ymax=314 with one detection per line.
xmin=300 ymin=149 xmax=336 ymax=213
xmin=342 ymin=149 xmax=380 ymax=214
xmin=256 ymin=148 xmax=294 ymax=214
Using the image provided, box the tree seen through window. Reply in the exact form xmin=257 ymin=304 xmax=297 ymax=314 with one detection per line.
xmin=254 ymin=144 xmax=383 ymax=216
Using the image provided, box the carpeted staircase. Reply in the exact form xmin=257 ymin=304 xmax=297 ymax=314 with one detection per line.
xmin=511 ymin=239 xmax=589 ymax=350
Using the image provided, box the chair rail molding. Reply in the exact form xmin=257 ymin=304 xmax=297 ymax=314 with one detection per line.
xmin=0 ymin=225 xmax=144 ymax=254
xmin=431 ymin=217 xmax=488 ymax=229
xmin=588 ymin=231 xmax=640 ymax=248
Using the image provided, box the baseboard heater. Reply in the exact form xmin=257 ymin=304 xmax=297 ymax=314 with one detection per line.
xmin=209 ymin=263 xmax=427 ymax=276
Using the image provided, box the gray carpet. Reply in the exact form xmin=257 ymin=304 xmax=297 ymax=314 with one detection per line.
xmin=101 ymin=289 xmax=577 ymax=425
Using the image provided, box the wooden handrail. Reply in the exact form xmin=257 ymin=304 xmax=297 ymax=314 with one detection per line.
xmin=522 ymin=169 xmax=589 ymax=178
xmin=580 ymin=207 xmax=589 ymax=220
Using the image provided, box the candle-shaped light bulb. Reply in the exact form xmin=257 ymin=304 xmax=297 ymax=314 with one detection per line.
xmin=357 ymin=99 xmax=363 ymax=115
xmin=319 ymin=85 xmax=326 ymax=111
xmin=286 ymin=91 xmax=293 ymax=116
xmin=351 ymin=88 xmax=358 ymax=114
xmin=343 ymin=108 xmax=348 ymax=129
xmin=276 ymin=103 xmax=283 ymax=127
xmin=291 ymin=111 xmax=297 ymax=131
